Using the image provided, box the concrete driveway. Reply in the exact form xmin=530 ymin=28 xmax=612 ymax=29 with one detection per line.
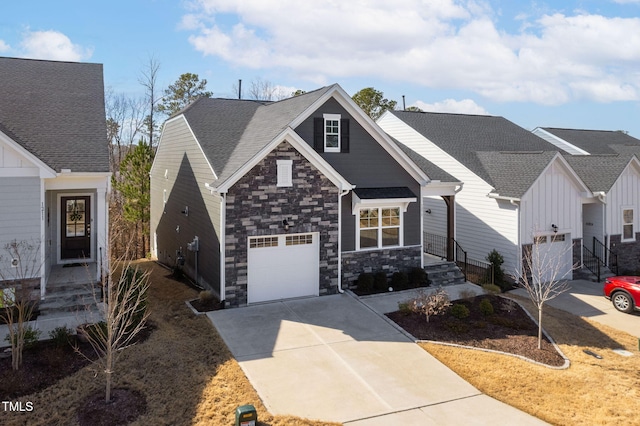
xmin=511 ymin=279 xmax=640 ymax=338
xmin=207 ymin=289 xmax=547 ymax=424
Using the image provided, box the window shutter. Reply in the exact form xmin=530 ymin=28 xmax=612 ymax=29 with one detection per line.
xmin=314 ymin=117 xmax=324 ymax=152
xmin=340 ymin=118 xmax=350 ymax=153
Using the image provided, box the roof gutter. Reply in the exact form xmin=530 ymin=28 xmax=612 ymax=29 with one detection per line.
xmin=593 ymin=191 xmax=606 ymax=203
xmin=487 ymin=193 xmax=520 ymax=203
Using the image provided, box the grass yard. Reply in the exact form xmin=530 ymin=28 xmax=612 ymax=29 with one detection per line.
xmin=2 ymin=260 xmax=339 ymax=426
xmin=421 ymin=295 xmax=640 ymax=426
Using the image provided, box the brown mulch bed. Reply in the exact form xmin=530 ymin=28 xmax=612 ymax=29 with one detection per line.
xmin=77 ymin=388 xmax=147 ymax=426
xmin=0 ymin=339 xmax=95 ymax=399
xmin=387 ymin=294 xmax=566 ymax=367
xmin=188 ymin=298 xmax=224 ymax=313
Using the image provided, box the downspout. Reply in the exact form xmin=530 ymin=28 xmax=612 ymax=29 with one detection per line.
xmin=337 ymin=188 xmax=351 ymax=294
xmin=40 ymin=180 xmax=46 ymax=300
xmin=511 ymin=199 xmax=521 ymax=280
xmin=220 ymin=192 xmax=226 ymax=305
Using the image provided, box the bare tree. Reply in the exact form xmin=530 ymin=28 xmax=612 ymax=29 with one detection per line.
xmin=105 ymin=89 xmax=146 ymax=171
xmin=517 ymin=232 xmax=573 ymax=349
xmin=76 ymin=258 xmax=150 ymax=402
xmin=0 ymin=240 xmax=42 ymax=370
xmin=246 ymin=77 xmax=288 ymax=101
xmin=139 ymin=56 xmax=161 ymax=149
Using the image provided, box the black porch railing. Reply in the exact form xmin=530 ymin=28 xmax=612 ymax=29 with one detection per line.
xmin=582 ymin=245 xmax=601 ymax=282
xmin=593 ymin=237 xmax=618 ymax=275
xmin=423 ymin=232 xmax=494 ymax=285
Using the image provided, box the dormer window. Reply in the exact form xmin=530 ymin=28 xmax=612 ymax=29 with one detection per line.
xmin=324 ymin=114 xmax=341 ymax=152
xmin=313 ymin=115 xmax=350 ymax=153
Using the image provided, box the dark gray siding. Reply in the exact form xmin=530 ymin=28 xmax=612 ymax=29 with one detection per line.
xmin=296 ymin=98 xmax=421 ymax=251
xmin=150 ymin=117 xmax=221 ymax=294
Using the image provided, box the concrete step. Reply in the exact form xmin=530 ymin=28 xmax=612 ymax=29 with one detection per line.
xmin=424 ymin=261 xmax=466 ymax=286
xmin=574 ymin=267 xmax=616 ymax=282
xmin=40 ymin=287 xmax=102 ymax=315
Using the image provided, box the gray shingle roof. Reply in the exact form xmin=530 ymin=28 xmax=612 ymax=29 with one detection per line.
xmin=182 ymin=86 xmax=334 ymax=187
xmin=389 ymin=110 xmax=555 ymax=189
xmin=353 ymin=187 xmax=417 ymax=199
xmin=390 ymin=137 xmax=459 ymax=183
xmin=476 ymin=151 xmax=558 ymax=198
xmin=564 ymin=155 xmax=634 ymax=192
xmin=540 ymin=128 xmax=640 ymax=155
xmin=0 ymin=57 xmax=109 ymax=173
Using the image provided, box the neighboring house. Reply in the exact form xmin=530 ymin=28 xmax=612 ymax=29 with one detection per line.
xmin=378 ymin=111 xmax=594 ymax=281
xmin=533 ymin=128 xmax=640 ymax=274
xmin=150 ymin=84 xmax=458 ymax=307
xmin=0 ymin=57 xmax=110 ymax=301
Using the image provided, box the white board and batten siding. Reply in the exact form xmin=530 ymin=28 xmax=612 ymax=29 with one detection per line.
xmin=606 ymin=163 xmax=640 ymax=240
xmin=377 ymin=113 xmax=520 ymax=273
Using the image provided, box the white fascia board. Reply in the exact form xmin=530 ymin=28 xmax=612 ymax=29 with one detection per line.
xmin=0 ymin=129 xmax=56 ymax=178
xmin=422 ymin=181 xmax=462 ymax=196
xmin=520 ymin=152 xmax=592 ymax=201
xmin=290 ymin=85 xmax=430 ymax=185
xmin=352 ymin=194 xmax=417 ymax=214
xmin=150 ymin=115 xmax=218 ymax=181
xmin=487 ymin=193 xmax=521 ymax=203
xmin=532 ymin=128 xmax=591 ymax=156
xmin=216 ymin=127 xmax=352 ymax=194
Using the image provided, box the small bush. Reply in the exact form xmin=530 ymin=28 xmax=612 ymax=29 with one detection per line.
xmin=391 ymin=272 xmax=409 ymax=291
xmin=450 ymin=303 xmax=470 ymax=319
xmin=407 ymin=287 xmax=451 ymax=322
xmin=398 ymin=302 xmax=412 ymax=316
xmin=4 ymin=325 xmax=41 ymax=349
xmin=49 ymin=326 xmax=74 ymax=347
xmin=373 ymin=272 xmax=388 ymax=292
xmin=479 ymin=298 xmax=494 ymax=316
xmin=357 ymin=273 xmax=374 ymax=293
xmin=408 ymin=267 xmax=427 ymax=288
xmin=482 ymin=284 xmax=501 ymax=294
xmin=199 ymin=290 xmax=215 ymax=304
xmin=486 ymin=249 xmax=505 ymax=285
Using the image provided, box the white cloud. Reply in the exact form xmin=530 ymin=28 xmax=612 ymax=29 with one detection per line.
xmin=0 ymin=40 xmax=10 ymax=52
xmin=183 ymin=1 xmax=640 ymax=104
xmin=413 ymin=99 xmax=489 ymax=115
xmin=20 ymin=30 xmax=93 ymax=62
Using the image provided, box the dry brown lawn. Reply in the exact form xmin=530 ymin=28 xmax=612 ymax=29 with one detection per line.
xmin=421 ymin=294 xmax=640 ymax=426
xmin=3 ymin=260 xmax=339 ymax=426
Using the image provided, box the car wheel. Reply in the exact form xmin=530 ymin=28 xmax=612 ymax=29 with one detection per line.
xmin=611 ymin=292 xmax=634 ymax=313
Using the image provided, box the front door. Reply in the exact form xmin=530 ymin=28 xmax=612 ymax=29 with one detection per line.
xmin=61 ymin=196 xmax=91 ymax=260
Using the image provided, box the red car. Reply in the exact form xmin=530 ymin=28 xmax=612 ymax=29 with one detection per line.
xmin=604 ymin=276 xmax=640 ymax=313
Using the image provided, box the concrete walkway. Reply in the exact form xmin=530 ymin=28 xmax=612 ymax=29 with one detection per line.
xmin=511 ymin=279 xmax=640 ymax=338
xmin=207 ymin=284 xmax=547 ymax=425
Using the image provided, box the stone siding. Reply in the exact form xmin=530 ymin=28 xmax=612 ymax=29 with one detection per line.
xmin=610 ymin=233 xmax=640 ymax=274
xmin=342 ymin=246 xmax=422 ymax=289
xmin=224 ymin=141 xmax=339 ymax=307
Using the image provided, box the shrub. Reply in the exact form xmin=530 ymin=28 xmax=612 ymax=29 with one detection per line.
xmin=397 ymin=302 xmax=412 ymax=316
xmin=357 ymin=273 xmax=374 ymax=293
xmin=486 ymin=249 xmax=511 ymax=291
xmin=49 ymin=326 xmax=74 ymax=347
xmin=373 ymin=272 xmax=388 ymax=292
xmin=391 ymin=272 xmax=409 ymax=291
xmin=4 ymin=325 xmax=41 ymax=349
xmin=450 ymin=303 xmax=470 ymax=319
xmin=479 ymin=298 xmax=494 ymax=316
xmin=199 ymin=290 xmax=215 ymax=304
xmin=482 ymin=284 xmax=501 ymax=294
xmin=407 ymin=287 xmax=451 ymax=322
xmin=408 ymin=267 xmax=427 ymax=288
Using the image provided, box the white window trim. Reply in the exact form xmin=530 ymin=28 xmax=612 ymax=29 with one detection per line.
xmin=276 ymin=159 xmax=293 ymax=187
xmin=355 ymin=206 xmax=404 ymax=251
xmin=323 ymin=113 xmax=341 ymax=153
xmin=622 ymin=206 xmax=635 ymax=242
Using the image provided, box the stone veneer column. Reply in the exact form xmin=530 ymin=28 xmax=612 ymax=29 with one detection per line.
xmin=223 ymin=141 xmax=340 ymax=307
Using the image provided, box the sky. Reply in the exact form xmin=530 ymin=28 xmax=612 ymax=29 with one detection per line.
xmin=2 ymin=0 xmax=640 ymax=137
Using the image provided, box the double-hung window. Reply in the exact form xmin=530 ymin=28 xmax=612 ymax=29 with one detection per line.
xmin=622 ymin=208 xmax=634 ymax=241
xmin=323 ymin=114 xmax=341 ymax=152
xmin=358 ymin=207 xmax=401 ymax=249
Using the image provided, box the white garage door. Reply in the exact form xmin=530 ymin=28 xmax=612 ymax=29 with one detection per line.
xmin=247 ymin=233 xmax=319 ymax=304
xmin=531 ymin=233 xmax=573 ymax=283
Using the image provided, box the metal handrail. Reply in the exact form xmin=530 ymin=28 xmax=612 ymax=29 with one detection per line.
xmin=592 ymin=237 xmax=618 ymax=275
xmin=583 ymin=245 xmax=601 ymax=282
